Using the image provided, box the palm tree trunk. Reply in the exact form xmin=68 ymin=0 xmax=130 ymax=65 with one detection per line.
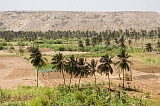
xmin=37 ymin=69 xmax=39 ymax=87
xmin=69 ymin=74 xmax=72 ymax=88
xmin=130 ymin=69 xmax=132 ymax=81
xmin=62 ymin=70 xmax=66 ymax=87
xmin=119 ymin=69 xmax=122 ymax=80
xmin=122 ymin=70 xmax=125 ymax=89
xmin=78 ymin=75 xmax=82 ymax=89
xmin=108 ymin=74 xmax=111 ymax=92
xmin=94 ymin=73 xmax=96 ymax=85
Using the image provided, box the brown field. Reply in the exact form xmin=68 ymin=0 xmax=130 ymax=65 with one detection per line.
xmin=0 ymin=53 xmax=39 ymax=88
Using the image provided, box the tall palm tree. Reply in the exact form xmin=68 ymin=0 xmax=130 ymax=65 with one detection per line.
xmin=52 ymin=52 xmax=66 ymax=87
xmin=115 ymin=49 xmax=133 ymax=88
xmin=87 ymin=59 xmax=97 ymax=85
xmin=65 ymin=55 xmax=77 ymax=88
xmin=30 ymin=48 xmax=47 ymax=87
xmin=75 ymin=58 xmax=90 ymax=89
xmin=98 ymin=54 xmax=113 ymax=91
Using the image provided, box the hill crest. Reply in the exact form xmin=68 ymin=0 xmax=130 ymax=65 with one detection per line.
xmin=0 ymin=11 xmax=160 ymax=31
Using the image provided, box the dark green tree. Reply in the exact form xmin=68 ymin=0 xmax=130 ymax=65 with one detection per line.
xmin=98 ymin=54 xmax=114 ymax=91
xmin=78 ymin=40 xmax=84 ymax=51
xmin=119 ymin=35 xmax=125 ymax=48
xmin=75 ymin=58 xmax=90 ymax=89
xmin=30 ymin=48 xmax=47 ymax=87
xmin=115 ymin=49 xmax=133 ymax=88
xmin=157 ymin=40 xmax=160 ymax=53
xmin=88 ymin=59 xmax=97 ymax=85
xmin=52 ymin=53 xmax=66 ymax=87
xmin=145 ymin=43 xmax=152 ymax=52
xmin=65 ymin=55 xmax=77 ymax=88
xmin=85 ymin=38 xmax=90 ymax=46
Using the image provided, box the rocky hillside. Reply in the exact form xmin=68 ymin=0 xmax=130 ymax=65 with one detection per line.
xmin=0 ymin=11 xmax=160 ymax=31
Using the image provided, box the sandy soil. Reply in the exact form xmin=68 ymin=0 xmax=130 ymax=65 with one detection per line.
xmin=39 ymin=69 xmax=160 ymax=95
xmin=0 ymin=56 xmax=40 ymax=88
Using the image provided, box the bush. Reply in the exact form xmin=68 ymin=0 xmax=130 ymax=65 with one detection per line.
xmin=58 ymin=46 xmax=66 ymax=51
xmin=2 ymin=42 xmax=7 ymax=46
xmin=17 ymin=42 xmax=25 ymax=46
xmin=10 ymin=46 xmax=15 ymax=50
xmin=29 ymin=96 xmax=50 ymax=106
xmin=34 ymin=40 xmax=45 ymax=44
xmin=125 ymin=73 xmax=130 ymax=81
xmin=48 ymin=39 xmax=63 ymax=44
xmin=0 ymin=45 xmax=4 ymax=50
xmin=53 ymin=39 xmax=63 ymax=44
xmin=8 ymin=43 xmax=13 ymax=46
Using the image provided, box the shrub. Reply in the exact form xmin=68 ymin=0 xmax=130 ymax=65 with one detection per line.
xmin=34 ymin=40 xmax=45 ymax=44
xmin=125 ymin=73 xmax=130 ymax=81
xmin=0 ymin=45 xmax=4 ymax=50
xmin=144 ymin=92 xmax=150 ymax=98
xmin=2 ymin=42 xmax=7 ymax=46
xmin=17 ymin=42 xmax=25 ymax=46
xmin=10 ymin=46 xmax=15 ymax=50
xmin=53 ymin=39 xmax=63 ymax=44
xmin=29 ymin=96 xmax=50 ymax=106
xmin=8 ymin=43 xmax=13 ymax=46
xmin=58 ymin=46 xmax=66 ymax=51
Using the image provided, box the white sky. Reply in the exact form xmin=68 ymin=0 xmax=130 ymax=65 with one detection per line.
xmin=0 ymin=0 xmax=160 ymax=13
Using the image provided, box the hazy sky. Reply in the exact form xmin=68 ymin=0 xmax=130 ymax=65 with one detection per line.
xmin=0 ymin=0 xmax=160 ymax=13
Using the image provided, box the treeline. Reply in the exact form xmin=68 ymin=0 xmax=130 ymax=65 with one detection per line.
xmin=0 ymin=28 xmax=160 ymax=42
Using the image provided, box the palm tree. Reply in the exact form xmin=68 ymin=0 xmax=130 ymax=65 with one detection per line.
xmin=145 ymin=43 xmax=152 ymax=52
xmin=78 ymin=40 xmax=84 ymax=51
xmin=115 ymin=49 xmax=133 ymax=88
xmin=65 ymin=55 xmax=77 ymax=88
xmin=85 ymin=38 xmax=90 ymax=46
xmin=75 ymin=58 xmax=90 ymax=89
xmin=91 ymin=36 xmax=98 ymax=47
xmin=157 ymin=40 xmax=160 ymax=53
xmin=52 ymin=53 xmax=66 ymax=87
xmin=128 ymin=39 xmax=132 ymax=47
xmin=98 ymin=54 xmax=113 ymax=91
xmin=87 ymin=59 xmax=97 ymax=85
xmin=30 ymin=48 xmax=47 ymax=87
xmin=119 ymin=35 xmax=125 ymax=48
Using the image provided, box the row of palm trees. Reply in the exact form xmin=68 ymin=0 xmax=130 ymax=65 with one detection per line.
xmin=0 ymin=28 xmax=159 ymax=43
xmin=30 ymin=48 xmax=132 ymax=90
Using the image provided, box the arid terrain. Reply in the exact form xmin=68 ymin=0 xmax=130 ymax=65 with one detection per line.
xmin=0 ymin=11 xmax=160 ymax=31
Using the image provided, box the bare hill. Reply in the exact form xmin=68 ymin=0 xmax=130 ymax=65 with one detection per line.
xmin=0 ymin=11 xmax=160 ymax=31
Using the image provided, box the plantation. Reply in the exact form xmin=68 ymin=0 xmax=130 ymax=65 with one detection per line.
xmin=0 ymin=29 xmax=160 ymax=105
